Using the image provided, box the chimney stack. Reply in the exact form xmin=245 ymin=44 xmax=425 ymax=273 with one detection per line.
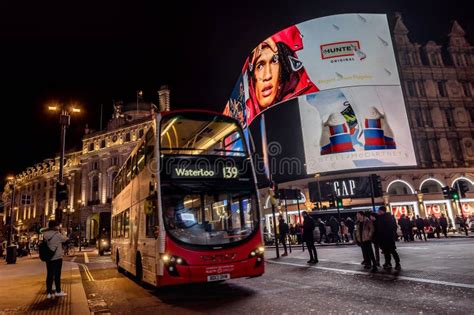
xmin=158 ymin=85 xmax=170 ymax=112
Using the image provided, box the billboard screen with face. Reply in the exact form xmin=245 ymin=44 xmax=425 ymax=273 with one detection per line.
xmin=224 ymin=13 xmax=416 ymax=179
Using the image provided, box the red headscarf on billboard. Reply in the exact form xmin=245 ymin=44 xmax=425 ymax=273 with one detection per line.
xmin=245 ymin=25 xmax=318 ymax=125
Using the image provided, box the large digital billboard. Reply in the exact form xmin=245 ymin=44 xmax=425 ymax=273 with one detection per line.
xmin=224 ymin=13 xmax=416 ymax=178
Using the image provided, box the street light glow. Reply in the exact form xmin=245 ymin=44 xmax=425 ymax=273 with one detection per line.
xmin=6 ymin=175 xmax=15 ymax=181
xmin=71 ymin=107 xmax=81 ymax=113
xmin=48 ymin=106 xmax=59 ymax=111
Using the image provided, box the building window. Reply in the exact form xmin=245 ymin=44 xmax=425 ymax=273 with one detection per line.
xmin=469 ymin=108 xmax=474 ymax=123
xmin=406 ymin=80 xmax=416 ymax=97
xmin=92 ymin=175 xmax=99 ymax=201
xmin=138 ymin=129 xmax=144 ymax=138
xmin=419 ymin=140 xmax=432 ymax=163
xmin=412 ymin=109 xmax=422 ymax=127
xmin=461 ymin=81 xmax=472 ymax=97
xmin=423 ymin=109 xmax=432 ymax=127
xmin=431 ymin=139 xmax=441 ymax=162
xmin=444 ymin=109 xmax=454 ymax=127
xmin=437 ymin=81 xmax=447 ymax=97
xmin=92 ymin=161 xmax=99 ymax=170
xmin=431 ymin=53 xmax=439 ymax=66
xmin=111 ymin=156 xmax=119 ymax=166
xmin=450 ymin=139 xmax=463 ymax=161
xmin=412 ymin=53 xmax=420 ymax=65
xmin=100 ymin=139 xmax=106 ymax=148
xmin=125 ymin=132 xmax=131 ymax=142
xmin=88 ymin=143 xmax=94 ymax=151
xmin=417 ymin=81 xmax=426 ymax=97
xmin=400 ymin=52 xmax=410 ymax=65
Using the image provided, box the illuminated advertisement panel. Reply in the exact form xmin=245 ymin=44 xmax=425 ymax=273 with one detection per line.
xmin=224 ymin=13 xmax=416 ymax=177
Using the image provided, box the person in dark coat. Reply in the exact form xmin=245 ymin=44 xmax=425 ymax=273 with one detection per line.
xmin=399 ymin=214 xmax=410 ymax=242
xmin=317 ymin=218 xmax=326 ymax=243
xmin=439 ymin=213 xmax=448 ymax=238
xmin=415 ymin=215 xmax=427 ymax=241
xmin=302 ymin=211 xmax=318 ymax=264
xmin=376 ymin=206 xmax=401 ymax=270
xmin=369 ymin=212 xmax=381 ymax=267
xmin=278 ymin=216 xmax=289 ymax=256
xmin=345 ymin=217 xmax=355 ymax=241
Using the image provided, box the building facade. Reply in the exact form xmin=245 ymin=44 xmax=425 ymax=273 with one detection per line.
xmin=2 ymin=86 xmax=170 ymax=241
xmin=261 ymin=14 xmax=474 ymax=231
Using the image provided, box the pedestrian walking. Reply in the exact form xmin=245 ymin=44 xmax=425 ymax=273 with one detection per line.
xmin=355 ymin=211 xmax=377 ymax=272
xmin=415 ymin=215 xmax=427 ymax=241
xmin=345 ymin=217 xmax=355 ymax=241
xmin=302 ymin=211 xmax=318 ymax=264
xmin=376 ymin=206 xmax=401 ymax=271
xmin=317 ymin=218 xmax=326 ymax=243
xmin=439 ymin=214 xmax=448 ymax=238
xmin=399 ymin=214 xmax=411 ymax=242
xmin=42 ymin=220 xmax=68 ymax=299
xmin=278 ymin=216 xmax=289 ymax=256
xmin=369 ymin=212 xmax=381 ymax=267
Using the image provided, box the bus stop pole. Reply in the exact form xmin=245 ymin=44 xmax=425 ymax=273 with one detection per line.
xmin=296 ymin=198 xmax=304 ymax=251
xmin=284 ymin=198 xmax=292 ymax=253
xmin=271 ymin=203 xmax=279 ymax=258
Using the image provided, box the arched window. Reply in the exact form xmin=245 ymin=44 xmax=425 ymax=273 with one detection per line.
xmin=420 ymin=179 xmax=443 ymax=193
xmin=387 ymin=181 xmax=413 ymax=195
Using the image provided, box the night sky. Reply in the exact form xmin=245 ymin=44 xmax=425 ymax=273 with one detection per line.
xmin=1 ymin=0 xmax=473 ymax=185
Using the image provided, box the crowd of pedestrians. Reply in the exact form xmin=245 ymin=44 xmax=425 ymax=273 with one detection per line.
xmin=273 ymin=207 xmax=472 ymax=272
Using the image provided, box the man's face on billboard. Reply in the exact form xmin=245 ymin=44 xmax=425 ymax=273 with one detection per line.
xmin=253 ymin=42 xmax=280 ymax=108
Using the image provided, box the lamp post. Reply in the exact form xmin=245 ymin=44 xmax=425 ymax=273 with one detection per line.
xmin=315 ymin=173 xmax=322 ymax=209
xmin=63 ymin=206 xmax=75 ymax=237
xmin=48 ymin=104 xmax=81 ymax=223
xmin=6 ymin=176 xmax=17 ymax=264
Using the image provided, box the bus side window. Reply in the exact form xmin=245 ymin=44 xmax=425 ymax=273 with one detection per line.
xmin=137 ymin=144 xmax=145 ymax=174
xmin=127 ymin=158 xmax=133 ymax=184
xmin=124 ymin=209 xmax=130 ymax=238
xmin=131 ymin=154 xmax=138 ymax=179
xmin=117 ymin=213 xmax=123 ymax=237
xmin=145 ymin=193 xmax=159 ymax=238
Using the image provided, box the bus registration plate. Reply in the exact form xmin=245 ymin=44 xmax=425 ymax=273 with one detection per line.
xmin=207 ymin=273 xmax=230 ymax=282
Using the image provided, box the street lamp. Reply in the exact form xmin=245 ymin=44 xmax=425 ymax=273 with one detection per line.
xmin=47 ymin=103 xmax=81 ymax=223
xmin=6 ymin=175 xmax=17 ymax=264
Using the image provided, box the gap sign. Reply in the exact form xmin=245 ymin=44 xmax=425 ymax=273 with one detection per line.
xmin=308 ymin=176 xmax=380 ymax=202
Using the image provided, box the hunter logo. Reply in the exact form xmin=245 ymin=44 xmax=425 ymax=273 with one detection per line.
xmin=320 ymin=41 xmax=362 ymax=60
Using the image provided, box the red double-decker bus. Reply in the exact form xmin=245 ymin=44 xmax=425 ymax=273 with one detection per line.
xmin=111 ymin=110 xmax=264 ymax=286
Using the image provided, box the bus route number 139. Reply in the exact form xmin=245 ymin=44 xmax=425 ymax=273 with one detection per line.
xmin=222 ymin=167 xmax=238 ymax=179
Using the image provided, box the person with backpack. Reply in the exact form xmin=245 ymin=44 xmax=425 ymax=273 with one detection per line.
xmin=302 ymin=211 xmax=318 ymax=264
xmin=41 ymin=220 xmax=68 ymax=299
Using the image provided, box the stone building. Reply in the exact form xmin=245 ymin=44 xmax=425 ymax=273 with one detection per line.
xmin=2 ymin=86 xmax=170 ymax=241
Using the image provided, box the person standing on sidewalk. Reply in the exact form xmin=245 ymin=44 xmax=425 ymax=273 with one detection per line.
xmin=376 ymin=206 xmax=401 ymax=271
xmin=278 ymin=216 xmax=289 ymax=256
xmin=355 ymin=211 xmax=377 ymax=272
xmin=302 ymin=211 xmax=318 ymax=264
xmin=43 ymin=220 xmax=68 ymax=299
xmin=439 ymin=213 xmax=448 ymax=238
xmin=369 ymin=212 xmax=381 ymax=267
xmin=415 ymin=215 xmax=427 ymax=241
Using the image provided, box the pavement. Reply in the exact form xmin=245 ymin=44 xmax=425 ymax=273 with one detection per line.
xmin=0 ymin=253 xmax=90 ymax=315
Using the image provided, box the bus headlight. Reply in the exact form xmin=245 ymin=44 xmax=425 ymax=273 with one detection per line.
xmin=161 ymin=254 xmax=170 ymax=262
xmin=257 ymin=246 xmax=265 ymax=254
xmin=249 ymin=246 xmax=264 ymax=266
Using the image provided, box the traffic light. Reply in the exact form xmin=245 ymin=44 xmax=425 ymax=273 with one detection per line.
xmin=457 ymin=181 xmax=469 ymax=198
xmin=370 ymin=174 xmax=383 ymax=197
xmin=442 ymin=186 xmax=450 ymax=199
xmin=328 ymin=194 xmax=335 ymax=208
xmin=336 ymin=197 xmax=343 ymax=208
xmin=56 ymin=181 xmax=68 ymax=202
xmin=450 ymin=188 xmax=459 ymax=201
